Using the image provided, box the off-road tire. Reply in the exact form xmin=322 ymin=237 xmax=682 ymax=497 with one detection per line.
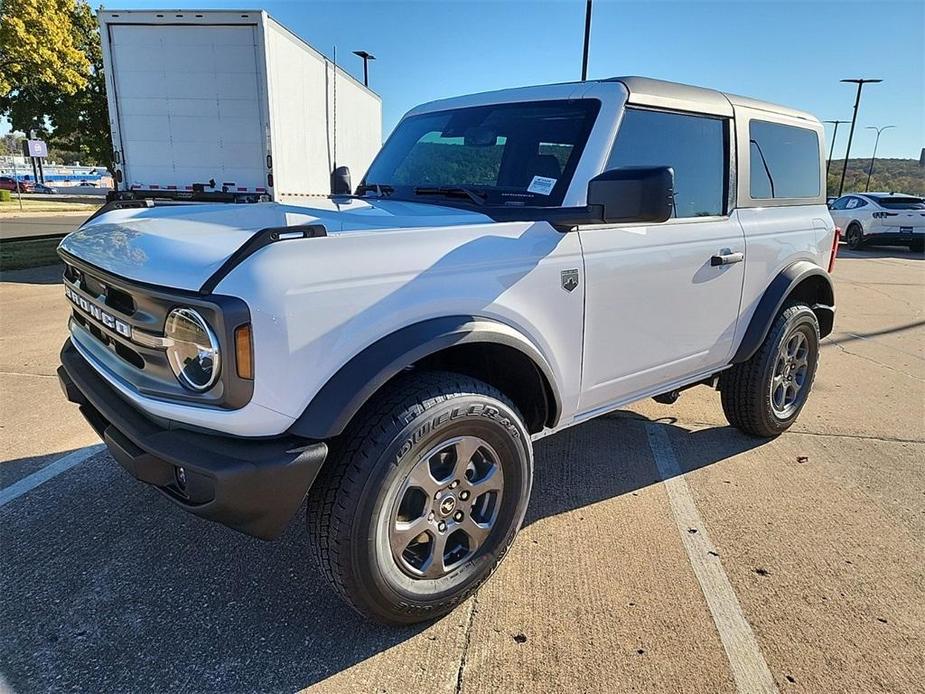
xmin=719 ymin=303 xmax=820 ymax=438
xmin=306 ymin=371 xmax=533 ymax=624
xmin=845 ymin=223 xmax=864 ymax=250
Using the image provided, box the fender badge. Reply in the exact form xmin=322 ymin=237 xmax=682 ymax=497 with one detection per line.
xmin=561 ymin=269 xmax=579 ymax=292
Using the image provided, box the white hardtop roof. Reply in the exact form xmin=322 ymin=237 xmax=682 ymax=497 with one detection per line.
xmin=409 ymin=75 xmax=818 ymax=123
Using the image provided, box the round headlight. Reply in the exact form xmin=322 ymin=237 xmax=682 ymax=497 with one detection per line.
xmin=164 ymin=308 xmax=220 ymax=391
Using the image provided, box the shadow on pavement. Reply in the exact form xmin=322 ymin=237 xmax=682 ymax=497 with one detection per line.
xmin=525 ymin=411 xmax=766 ymax=526
xmin=838 ymin=245 xmax=924 ymax=261
xmin=822 ymin=319 xmax=925 ymax=347
xmin=0 ymin=412 xmax=769 ymax=692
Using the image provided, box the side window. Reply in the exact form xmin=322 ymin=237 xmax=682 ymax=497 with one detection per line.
xmin=749 ymin=120 xmax=821 ymax=199
xmin=607 ymin=108 xmax=726 ymax=218
xmin=831 ymin=197 xmax=849 ymax=210
xmin=853 ymin=197 xmax=868 ymax=208
xmin=846 ymin=197 xmax=859 ymax=209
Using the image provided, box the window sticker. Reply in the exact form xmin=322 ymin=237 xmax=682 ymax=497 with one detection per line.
xmin=527 ymin=175 xmax=557 ymax=196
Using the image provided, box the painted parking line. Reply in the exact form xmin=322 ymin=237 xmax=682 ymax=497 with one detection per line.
xmin=645 ymin=423 xmax=779 ymax=694
xmin=0 ymin=444 xmax=105 ymax=508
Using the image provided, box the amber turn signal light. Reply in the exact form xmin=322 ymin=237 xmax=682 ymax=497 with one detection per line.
xmin=235 ymin=324 xmax=254 ymax=380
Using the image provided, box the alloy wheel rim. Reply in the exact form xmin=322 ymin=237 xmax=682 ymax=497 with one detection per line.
xmin=389 ymin=435 xmax=504 ymax=579
xmin=770 ymin=330 xmax=810 ymax=418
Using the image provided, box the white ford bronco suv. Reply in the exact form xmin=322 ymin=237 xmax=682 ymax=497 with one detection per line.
xmin=57 ymin=77 xmax=837 ymax=624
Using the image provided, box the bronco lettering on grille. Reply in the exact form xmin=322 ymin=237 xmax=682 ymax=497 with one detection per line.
xmin=65 ymin=285 xmax=132 ymax=338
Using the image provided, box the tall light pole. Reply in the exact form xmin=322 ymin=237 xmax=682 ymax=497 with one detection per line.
xmin=352 ymin=50 xmax=375 ymax=87
xmin=864 ymin=125 xmax=895 ymax=192
xmin=823 ymin=119 xmax=849 ymax=176
xmin=837 ymin=78 xmax=882 ymax=197
xmin=581 ymin=0 xmax=592 ymax=80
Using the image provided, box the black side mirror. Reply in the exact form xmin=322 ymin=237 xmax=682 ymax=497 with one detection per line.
xmin=587 ymin=166 xmax=674 ymax=224
xmin=331 ymin=166 xmax=352 ymax=195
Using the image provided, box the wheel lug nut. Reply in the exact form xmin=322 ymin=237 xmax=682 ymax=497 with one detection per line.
xmin=438 ymin=521 xmax=447 ymax=532
xmin=449 ymin=480 xmax=459 ymax=489
xmin=428 ymin=511 xmax=434 ymax=520
xmin=459 ymin=490 xmax=470 ymax=501
xmin=454 ymin=511 xmax=464 ymax=521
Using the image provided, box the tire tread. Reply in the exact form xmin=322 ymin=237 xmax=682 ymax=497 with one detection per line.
xmin=720 ymin=302 xmax=819 ymax=437
xmin=306 ymin=370 xmax=523 ymax=623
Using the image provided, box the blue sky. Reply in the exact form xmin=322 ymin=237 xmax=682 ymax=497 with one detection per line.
xmin=9 ymin=0 xmax=925 ymax=159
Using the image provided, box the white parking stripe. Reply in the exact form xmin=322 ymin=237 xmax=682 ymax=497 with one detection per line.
xmin=645 ymin=423 xmax=779 ymax=694
xmin=0 ymin=444 xmax=105 ymax=508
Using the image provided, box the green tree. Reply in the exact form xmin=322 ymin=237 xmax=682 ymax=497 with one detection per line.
xmin=0 ymin=1 xmax=111 ymax=169
xmin=828 ymin=158 xmax=925 ymax=197
xmin=0 ymin=0 xmax=89 ymax=97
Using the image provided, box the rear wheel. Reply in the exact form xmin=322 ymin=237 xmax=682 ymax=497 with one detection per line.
xmin=720 ymin=303 xmax=820 ymax=437
xmin=845 ymin=223 xmax=864 ymax=250
xmin=307 ymin=371 xmax=532 ymax=624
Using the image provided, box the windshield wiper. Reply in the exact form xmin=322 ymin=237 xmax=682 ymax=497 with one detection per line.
xmin=355 ymin=183 xmax=394 ymax=197
xmin=413 ymin=186 xmax=487 ymax=206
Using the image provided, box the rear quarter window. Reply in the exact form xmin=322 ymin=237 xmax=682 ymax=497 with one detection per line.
xmin=749 ymin=120 xmax=821 ymax=199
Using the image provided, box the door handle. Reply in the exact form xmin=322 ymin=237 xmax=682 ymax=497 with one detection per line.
xmin=711 ymin=250 xmax=744 ymax=266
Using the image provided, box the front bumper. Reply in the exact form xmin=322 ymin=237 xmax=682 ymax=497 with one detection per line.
xmin=58 ymin=339 xmax=327 ymax=539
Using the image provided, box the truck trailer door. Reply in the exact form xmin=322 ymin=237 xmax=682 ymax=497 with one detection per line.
xmin=108 ymin=24 xmax=267 ymax=194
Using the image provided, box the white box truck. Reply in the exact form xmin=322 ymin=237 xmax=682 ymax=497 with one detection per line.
xmin=98 ymin=9 xmax=382 ymax=202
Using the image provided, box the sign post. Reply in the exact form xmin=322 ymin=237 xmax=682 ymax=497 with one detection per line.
xmin=10 ymin=153 xmax=23 ymax=210
xmin=22 ymin=139 xmax=49 ymax=185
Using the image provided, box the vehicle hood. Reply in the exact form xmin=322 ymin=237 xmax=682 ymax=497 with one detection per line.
xmin=58 ymin=199 xmax=493 ymax=291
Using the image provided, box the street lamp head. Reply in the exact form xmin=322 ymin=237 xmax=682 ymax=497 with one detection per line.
xmin=840 ymin=78 xmax=883 ymax=84
xmin=353 ymin=50 xmax=375 ymax=61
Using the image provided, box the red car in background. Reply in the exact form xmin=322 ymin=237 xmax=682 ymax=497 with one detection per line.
xmin=0 ymin=176 xmax=34 ymax=193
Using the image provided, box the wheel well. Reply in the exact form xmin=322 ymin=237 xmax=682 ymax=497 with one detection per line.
xmin=413 ymin=342 xmax=555 ymax=434
xmin=786 ymin=274 xmax=835 ymax=337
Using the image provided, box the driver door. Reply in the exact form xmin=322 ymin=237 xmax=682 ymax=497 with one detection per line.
xmin=577 ymin=107 xmax=745 ymax=416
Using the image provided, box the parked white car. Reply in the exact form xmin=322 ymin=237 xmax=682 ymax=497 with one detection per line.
xmin=828 ymin=192 xmax=925 ymax=252
xmin=57 ymin=76 xmax=838 ymax=624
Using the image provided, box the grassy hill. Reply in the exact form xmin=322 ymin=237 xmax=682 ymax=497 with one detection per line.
xmin=826 ymin=158 xmax=924 ymax=197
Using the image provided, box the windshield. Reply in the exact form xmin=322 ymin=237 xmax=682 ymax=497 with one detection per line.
xmin=872 ymin=196 xmax=925 ymax=210
xmin=361 ymin=99 xmax=600 ymax=207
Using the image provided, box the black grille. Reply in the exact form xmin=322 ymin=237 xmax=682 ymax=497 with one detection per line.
xmin=61 ymin=255 xmax=254 ymax=410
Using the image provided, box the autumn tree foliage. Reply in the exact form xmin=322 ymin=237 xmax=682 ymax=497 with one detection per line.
xmin=0 ymin=0 xmax=89 ymax=97
xmin=0 ymin=0 xmax=111 ymax=168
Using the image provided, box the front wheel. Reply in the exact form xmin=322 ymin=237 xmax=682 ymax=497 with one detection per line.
xmin=307 ymin=371 xmax=532 ymax=624
xmin=720 ymin=303 xmax=820 ymax=437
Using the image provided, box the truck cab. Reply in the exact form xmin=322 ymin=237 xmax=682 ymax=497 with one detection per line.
xmin=58 ymin=76 xmax=836 ymax=624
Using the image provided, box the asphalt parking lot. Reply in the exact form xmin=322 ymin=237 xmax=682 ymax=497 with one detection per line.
xmin=1 ymin=245 xmax=922 ymax=693
xmin=0 ymin=213 xmax=90 ymax=241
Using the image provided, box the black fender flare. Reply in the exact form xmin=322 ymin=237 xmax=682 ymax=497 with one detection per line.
xmin=289 ymin=315 xmax=562 ymax=439
xmin=731 ymin=261 xmax=835 ymax=364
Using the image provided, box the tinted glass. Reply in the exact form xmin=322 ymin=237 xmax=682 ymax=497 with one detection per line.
xmin=749 ymin=120 xmax=821 ymax=199
xmin=871 ymin=195 xmax=924 ymax=210
xmin=362 ymin=100 xmax=600 ymax=207
xmin=831 ymin=196 xmax=849 ymax=210
xmin=607 ymin=108 xmax=726 ymax=218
